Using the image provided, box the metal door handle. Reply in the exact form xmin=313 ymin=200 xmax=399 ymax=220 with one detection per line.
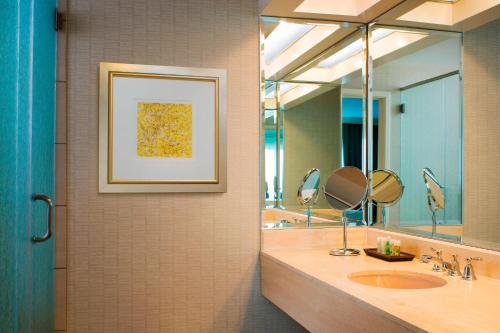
xmin=32 ymin=194 xmax=53 ymax=242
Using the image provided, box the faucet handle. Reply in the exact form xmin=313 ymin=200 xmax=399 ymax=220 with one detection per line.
xmin=463 ymin=257 xmax=482 ymax=281
xmin=465 ymin=256 xmax=482 ymax=263
xmin=450 ymin=253 xmax=460 ymax=264
xmin=429 ymin=248 xmax=446 ymax=272
xmin=430 ymin=247 xmax=443 ymax=259
xmin=447 ymin=254 xmax=461 ymax=276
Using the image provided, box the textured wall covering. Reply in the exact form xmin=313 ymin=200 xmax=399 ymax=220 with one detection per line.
xmin=66 ymin=0 xmax=305 ymax=332
xmin=463 ymin=19 xmax=500 ymax=247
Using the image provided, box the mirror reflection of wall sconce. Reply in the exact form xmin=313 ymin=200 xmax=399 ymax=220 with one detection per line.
xmin=399 ymin=103 xmax=406 ymax=113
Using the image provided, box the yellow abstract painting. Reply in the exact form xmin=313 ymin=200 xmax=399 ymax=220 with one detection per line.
xmin=137 ymin=102 xmax=192 ymax=158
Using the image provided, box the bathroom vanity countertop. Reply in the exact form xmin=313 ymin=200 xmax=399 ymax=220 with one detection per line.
xmin=261 ymin=248 xmax=500 ymax=333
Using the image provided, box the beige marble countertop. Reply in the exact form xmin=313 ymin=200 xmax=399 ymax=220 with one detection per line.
xmin=262 ymin=248 xmax=500 ymax=333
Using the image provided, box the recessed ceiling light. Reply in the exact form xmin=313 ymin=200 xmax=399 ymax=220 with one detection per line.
xmin=318 ymin=39 xmax=364 ymax=68
xmin=265 ymin=82 xmax=323 ymax=108
xmin=264 ymin=23 xmax=339 ymax=79
xmin=317 ymin=29 xmax=392 ymax=68
xmin=264 ymin=82 xmax=296 ymax=97
xmin=280 ymin=83 xmax=322 ymax=106
xmin=294 ymin=29 xmax=428 ymax=83
xmin=279 ymin=82 xmax=296 ymax=95
xmin=264 ymin=23 xmax=313 ymax=65
xmin=294 ymin=0 xmax=382 ymax=16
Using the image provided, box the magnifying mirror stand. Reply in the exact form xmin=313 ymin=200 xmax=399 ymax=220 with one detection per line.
xmin=330 ymin=214 xmax=360 ymax=256
xmin=306 ymin=207 xmax=311 ymax=228
xmin=426 ymin=193 xmax=439 ymax=236
xmin=430 ymin=208 xmax=438 ymax=236
xmin=423 ymin=168 xmax=444 ymax=238
xmin=382 ymin=207 xmax=387 ymax=226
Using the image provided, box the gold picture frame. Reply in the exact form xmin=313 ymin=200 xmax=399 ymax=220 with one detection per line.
xmin=99 ymin=62 xmax=227 ymax=193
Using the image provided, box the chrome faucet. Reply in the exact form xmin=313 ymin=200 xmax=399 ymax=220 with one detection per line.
xmin=419 ymin=254 xmax=433 ymax=263
xmin=429 ymin=248 xmax=452 ymax=272
xmin=421 ymin=250 xmax=482 ymax=281
xmin=462 ymin=257 xmax=482 ymax=281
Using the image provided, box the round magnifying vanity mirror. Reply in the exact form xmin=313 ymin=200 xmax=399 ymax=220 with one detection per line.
xmin=368 ymin=169 xmax=404 ymax=226
xmin=422 ymin=168 xmax=445 ymax=235
xmin=297 ymin=168 xmax=321 ymax=227
xmin=324 ymin=166 xmax=368 ymax=256
xmin=369 ymin=169 xmax=404 ymax=206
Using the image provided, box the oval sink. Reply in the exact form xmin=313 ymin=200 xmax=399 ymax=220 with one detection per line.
xmin=348 ymin=270 xmax=447 ymax=289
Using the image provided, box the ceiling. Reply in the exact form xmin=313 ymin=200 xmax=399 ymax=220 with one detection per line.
xmin=261 ymin=0 xmax=498 ymax=108
xmin=259 ymin=0 xmax=405 ymax=24
xmin=260 ymin=0 xmax=500 ymax=32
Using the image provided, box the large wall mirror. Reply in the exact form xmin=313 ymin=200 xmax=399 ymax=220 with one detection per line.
xmin=367 ymin=25 xmax=463 ymax=241
xmin=260 ymin=4 xmax=500 ymax=252
xmin=366 ymin=3 xmax=500 ymax=251
xmin=261 ymin=17 xmax=366 ymax=227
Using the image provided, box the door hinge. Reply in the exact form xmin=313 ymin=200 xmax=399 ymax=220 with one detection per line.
xmin=54 ymin=9 xmax=64 ymax=31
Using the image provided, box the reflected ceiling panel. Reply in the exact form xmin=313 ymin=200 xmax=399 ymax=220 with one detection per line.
xmin=292 ymin=28 xmax=429 ymax=83
xmin=264 ymin=22 xmax=339 ymax=79
xmin=280 ymin=83 xmax=321 ymax=106
xmin=264 ymin=22 xmax=313 ymax=64
xmin=295 ymin=0 xmax=383 ymax=16
xmin=397 ymin=0 xmax=500 ymax=26
xmin=265 ymin=82 xmax=322 ymax=107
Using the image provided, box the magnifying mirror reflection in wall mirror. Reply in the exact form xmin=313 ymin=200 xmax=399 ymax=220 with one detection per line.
xmin=422 ymin=168 xmax=445 ymax=236
xmin=368 ymin=169 xmax=404 ymax=227
xmin=369 ymin=169 xmax=404 ymax=206
xmin=297 ymin=168 xmax=321 ymax=227
xmin=422 ymin=168 xmax=445 ymax=210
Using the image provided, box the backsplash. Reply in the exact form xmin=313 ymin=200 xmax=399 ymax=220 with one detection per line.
xmin=368 ymin=228 xmax=500 ymax=280
xmin=262 ymin=227 xmax=367 ymax=252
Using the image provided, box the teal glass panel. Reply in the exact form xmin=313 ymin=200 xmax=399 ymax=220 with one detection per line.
xmin=0 ymin=1 xmax=56 ymax=332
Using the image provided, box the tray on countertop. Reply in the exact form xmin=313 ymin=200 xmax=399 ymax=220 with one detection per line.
xmin=363 ymin=248 xmax=415 ymax=262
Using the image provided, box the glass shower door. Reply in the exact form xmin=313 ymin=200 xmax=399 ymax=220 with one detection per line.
xmin=399 ymin=74 xmax=462 ymax=227
xmin=30 ymin=1 xmax=57 ymax=331
xmin=0 ymin=1 xmax=57 ymax=332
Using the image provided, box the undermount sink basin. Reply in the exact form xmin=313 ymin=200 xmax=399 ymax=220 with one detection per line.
xmin=348 ymin=270 xmax=447 ymax=289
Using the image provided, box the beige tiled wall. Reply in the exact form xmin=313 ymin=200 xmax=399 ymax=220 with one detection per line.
xmin=463 ymin=19 xmax=500 ymax=245
xmin=64 ymin=0 xmax=305 ymax=332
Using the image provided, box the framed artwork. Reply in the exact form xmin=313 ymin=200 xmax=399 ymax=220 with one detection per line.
xmin=98 ymin=62 xmax=227 ymax=192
